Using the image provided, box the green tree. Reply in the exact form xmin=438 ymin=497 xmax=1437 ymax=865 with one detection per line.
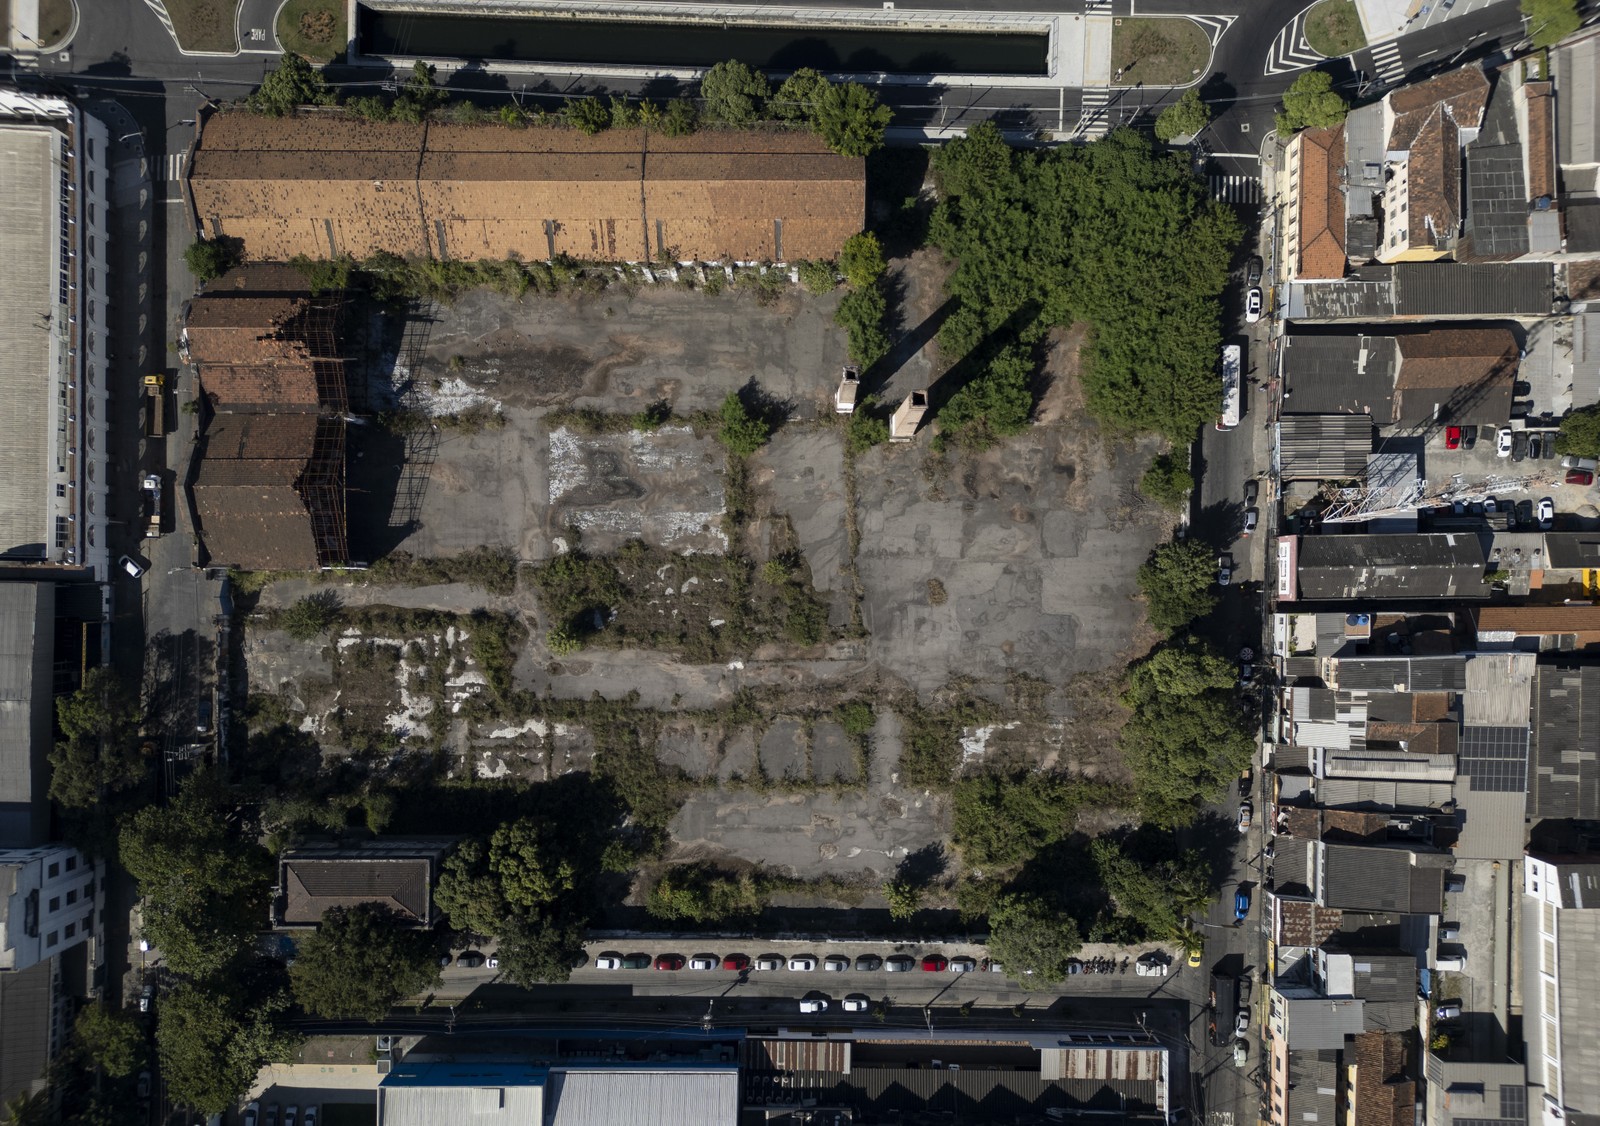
xmin=939 ymin=345 xmax=1034 ymax=448
xmin=839 ymin=232 xmax=887 ymax=290
xmin=1276 ymin=70 xmax=1349 ymax=134
xmin=846 ymin=397 xmax=890 ymax=453
xmin=1090 ymin=838 xmax=1180 ymax=938
xmin=1139 ymin=453 xmax=1194 ymax=508
xmin=496 ymin=916 xmax=586 ymax=986
xmin=1556 ymin=403 xmax=1600 ymax=457
xmin=289 ymin=904 xmax=441 ymax=1020
xmin=401 ymin=59 xmax=449 ymax=114
xmin=1119 ymin=689 xmax=1255 ymax=827
xmin=288 ymin=253 xmax=354 ymax=296
xmin=434 ymin=839 xmax=510 ymax=937
xmin=716 ymin=392 xmax=772 ymax=456
xmin=812 ymin=82 xmax=892 ymax=157
xmin=1154 ymin=88 xmax=1212 ymax=143
xmin=49 ymin=668 xmax=147 ymax=809
xmin=951 ymin=773 xmax=1096 ymax=871
xmin=772 ymin=68 xmax=829 ymax=122
xmin=73 ymin=1006 xmax=145 ymax=1078
xmin=156 ymin=984 xmax=299 ymax=1116
xmin=661 ymin=97 xmax=699 ymax=136
xmin=278 ymin=590 xmax=341 ymax=641
xmin=1136 ymin=538 xmax=1219 ymax=632
xmin=184 ymin=238 xmax=241 ymax=283
xmin=883 ymin=877 xmax=921 ymax=920
xmin=119 ymin=771 xmax=273 ymax=980
xmin=564 ymin=95 xmax=611 ymax=135
xmin=834 ymin=285 xmax=891 ymax=367
xmin=927 ymin=124 xmax=1240 ymax=441
xmin=488 ymin=818 xmax=576 ymax=912
xmin=986 ymin=894 xmax=1082 ymax=987
xmin=1122 ymin=637 xmax=1236 ymax=708
xmin=247 ymin=52 xmax=331 ymax=116
xmin=647 ymin=863 xmax=766 ymax=923
xmin=699 ymin=59 xmax=769 ymax=125
xmin=1523 ymin=0 xmax=1580 ymax=47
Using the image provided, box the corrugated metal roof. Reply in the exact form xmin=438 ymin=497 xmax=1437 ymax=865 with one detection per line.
xmin=1316 ymin=777 xmax=1456 ymax=809
xmin=1462 ymin=75 xmax=1530 ymax=261
xmin=1298 ymin=536 xmax=1488 ymax=601
xmin=807 ymin=1066 xmax=1160 ymax=1119
xmin=1462 ymin=653 xmax=1535 ymax=726
xmin=1335 ymin=655 xmax=1467 ymax=693
xmin=1555 ymin=33 xmax=1600 ymax=170
xmin=547 ymin=1069 xmax=738 ymax=1126
xmin=1279 ymin=414 xmax=1376 ymax=480
xmin=0 ymin=959 xmax=53 ymax=1109
xmin=1282 ymin=334 xmax=1396 ymax=418
xmin=1530 ymin=663 xmax=1600 ymax=819
xmin=1323 ymin=844 xmax=1444 ymax=912
xmin=1286 ymin=999 xmax=1367 ymax=1051
xmin=1286 ymin=263 xmax=1552 ymax=320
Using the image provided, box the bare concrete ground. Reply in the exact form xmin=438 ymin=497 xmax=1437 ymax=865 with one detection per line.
xmin=242 ymin=282 xmax=1172 ymax=885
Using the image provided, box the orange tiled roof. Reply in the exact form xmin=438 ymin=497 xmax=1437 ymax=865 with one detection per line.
xmin=1295 ymin=126 xmax=1347 ymax=279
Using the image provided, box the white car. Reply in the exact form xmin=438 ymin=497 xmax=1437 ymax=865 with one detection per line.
xmin=285 ymin=1108 xmax=299 ymax=1126
xmin=842 ymin=994 xmax=870 ymax=1012
xmin=593 ymin=953 xmax=624 ymax=970
xmin=799 ymin=997 xmax=828 ymax=1013
xmin=1233 ymin=1039 xmax=1249 ymax=1067
xmin=1539 ymin=497 xmax=1555 ymax=528
xmin=949 ymin=957 xmax=977 ymax=973
xmin=1237 ymin=802 xmax=1252 ymax=833
xmin=1497 ymin=427 xmax=1514 ymax=457
xmin=303 ymin=1108 xmax=318 ymax=1126
xmin=688 ymin=954 xmax=718 ymax=971
xmin=788 ymin=955 xmax=818 ymax=972
xmin=1235 ymin=1009 xmax=1250 ymax=1036
xmin=1245 ymin=287 xmax=1263 ymax=324
xmin=823 ymin=955 xmax=850 ymax=972
xmin=755 ymin=954 xmax=784 ymax=971
xmin=1217 ymin=554 xmax=1232 ymax=587
xmin=118 ymin=555 xmax=145 ymax=578
xmin=1135 ymin=957 xmax=1168 ymax=977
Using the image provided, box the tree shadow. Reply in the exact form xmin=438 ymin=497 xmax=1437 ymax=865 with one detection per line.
xmin=869 ymin=282 xmax=956 ymax=393
xmin=895 ymin=843 xmax=947 ymax=887
xmin=735 ymin=376 xmax=794 ymax=436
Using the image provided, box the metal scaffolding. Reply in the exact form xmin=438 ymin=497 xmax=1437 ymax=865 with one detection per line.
xmin=301 ymin=416 xmax=348 ymax=567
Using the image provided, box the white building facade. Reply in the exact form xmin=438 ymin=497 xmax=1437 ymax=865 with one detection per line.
xmin=1523 ymin=853 xmax=1600 ymax=1126
xmin=0 ymin=844 xmax=102 ymax=974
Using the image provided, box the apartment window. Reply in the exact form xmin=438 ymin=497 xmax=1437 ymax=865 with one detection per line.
xmin=48 ymin=897 xmax=60 ymax=912
xmin=64 ymin=923 xmax=75 ymax=939
xmin=65 ymin=856 xmax=76 ymax=872
xmin=87 ymin=171 xmax=94 ymax=190
xmin=45 ymin=931 xmax=58 ymax=948
xmin=82 ymin=881 xmax=93 ymax=899
xmin=47 ymin=862 xmax=59 ymax=878
xmin=56 ymin=484 xmax=65 ymax=497
xmin=65 ymin=890 xmax=76 ymax=906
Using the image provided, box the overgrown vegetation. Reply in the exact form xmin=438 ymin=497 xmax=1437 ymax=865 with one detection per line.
xmin=185 ymin=237 xmax=242 ymax=283
xmin=834 ymin=231 xmax=893 ymax=368
xmin=365 ymin=546 xmax=521 ymax=596
xmin=290 ymin=904 xmax=441 ymax=1020
xmin=246 ymin=52 xmax=333 ymax=117
xmin=897 ymin=696 xmax=999 ymax=790
xmin=646 ymin=862 xmax=868 ymax=923
xmin=929 ymin=123 xmax=1240 ymax=443
xmin=1135 ymin=538 xmax=1219 ymax=632
xmin=1523 ymin=0 xmax=1579 ymax=49
xmin=531 ymin=540 xmax=832 ymax=660
xmin=1556 ymin=402 xmax=1600 ymax=457
xmin=1139 ymin=453 xmax=1194 ymax=509
xmin=49 ymin=668 xmax=149 ymax=812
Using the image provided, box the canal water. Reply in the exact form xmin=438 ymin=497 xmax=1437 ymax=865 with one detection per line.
xmin=358 ymin=5 xmax=1050 ymax=76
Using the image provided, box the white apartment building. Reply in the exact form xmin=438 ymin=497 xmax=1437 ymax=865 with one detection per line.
xmin=1523 ymin=853 xmax=1600 ymax=1126
xmin=0 ymin=844 xmax=102 ymax=974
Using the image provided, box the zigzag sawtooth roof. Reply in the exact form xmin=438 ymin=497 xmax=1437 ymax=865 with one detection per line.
xmin=188 ymin=112 xmax=865 ymax=264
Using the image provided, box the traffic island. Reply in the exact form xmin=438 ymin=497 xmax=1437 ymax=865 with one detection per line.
xmin=161 ymin=0 xmax=240 ymax=53
xmin=1304 ymin=0 xmax=1366 ymax=58
xmin=1111 ymin=16 xmax=1210 ymax=87
xmin=276 ymin=0 xmax=345 ymax=61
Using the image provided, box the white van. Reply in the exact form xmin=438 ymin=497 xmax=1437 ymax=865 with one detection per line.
xmin=1435 ymin=954 xmax=1466 ymax=971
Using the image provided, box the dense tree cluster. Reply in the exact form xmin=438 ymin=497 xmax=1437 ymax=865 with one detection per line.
xmin=928 ymin=124 xmax=1240 ymax=442
xmin=1277 ymin=71 xmax=1349 ymax=134
xmin=1119 ymin=637 xmax=1255 ymax=827
xmin=288 ymin=905 xmax=441 ymax=1020
xmin=1135 ymin=538 xmax=1219 ymax=632
xmin=1556 ymin=402 xmax=1600 ymax=457
xmin=1523 ymin=0 xmax=1579 ymax=48
xmin=49 ymin=668 xmax=149 ymax=812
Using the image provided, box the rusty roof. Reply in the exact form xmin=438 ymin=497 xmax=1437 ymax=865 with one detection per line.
xmin=1276 ymin=899 xmax=1344 ymax=947
xmin=1526 ymin=81 xmax=1557 ymax=202
xmin=1393 ymin=327 xmax=1517 ymax=424
xmin=1294 ymin=126 xmax=1348 ymax=279
xmin=1352 ymin=1031 xmax=1415 ymax=1126
xmin=189 ymin=113 xmax=864 ymax=264
xmin=1388 ymin=66 xmax=1490 ymax=133
xmin=281 ymin=857 xmax=433 ymax=926
xmin=1477 ymin=605 xmax=1600 ymax=633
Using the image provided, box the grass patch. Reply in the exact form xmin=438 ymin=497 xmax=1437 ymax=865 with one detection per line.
xmin=1304 ymin=0 xmax=1367 ymax=56
xmin=275 ymin=0 xmax=345 ymax=61
xmin=1111 ymin=17 xmax=1210 ymax=86
xmin=36 ymin=0 xmax=75 ymax=48
xmin=161 ymin=0 xmax=239 ymax=52
xmin=365 ymin=547 xmax=520 ymax=596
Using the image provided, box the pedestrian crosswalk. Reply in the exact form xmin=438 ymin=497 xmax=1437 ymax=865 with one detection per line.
xmin=164 ymin=152 xmax=187 ymax=182
xmin=1370 ymin=40 xmax=1406 ymax=84
xmin=1076 ymin=88 xmax=1112 ymax=140
xmin=1210 ymin=174 xmax=1263 ymax=205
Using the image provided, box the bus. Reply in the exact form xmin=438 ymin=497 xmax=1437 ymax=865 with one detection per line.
xmin=1217 ymin=343 xmax=1242 ymax=431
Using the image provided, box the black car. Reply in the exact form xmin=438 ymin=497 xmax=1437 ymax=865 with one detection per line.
xmin=1461 ymin=427 xmax=1477 ymax=450
xmin=1544 ymin=434 xmax=1557 ymax=459
xmin=1529 ymin=434 xmax=1544 ymax=460
xmin=1512 ymin=431 xmax=1529 ymax=461
xmin=457 ymin=951 xmax=486 ymax=968
xmin=1246 ymin=256 xmax=1264 ymax=286
xmin=853 ymin=954 xmax=883 ymax=971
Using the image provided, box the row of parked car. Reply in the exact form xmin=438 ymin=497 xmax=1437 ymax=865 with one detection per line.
xmin=595 ymin=952 xmax=990 ymax=973
xmin=243 ymin=1103 xmax=314 ymax=1126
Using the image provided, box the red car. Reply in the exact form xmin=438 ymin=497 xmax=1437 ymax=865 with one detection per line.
xmin=1568 ymin=469 xmax=1595 ymax=486
xmin=921 ymin=955 xmax=948 ymax=972
xmin=1446 ymin=426 xmax=1462 ymax=450
xmin=654 ymin=954 xmax=685 ymax=971
xmin=721 ymin=954 xmax=750 ymax=972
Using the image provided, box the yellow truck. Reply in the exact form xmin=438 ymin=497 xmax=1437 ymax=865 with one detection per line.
xmin=143 ymin=374 xmax=165 ymax=438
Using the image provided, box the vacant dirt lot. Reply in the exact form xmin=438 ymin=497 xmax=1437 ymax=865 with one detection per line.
xmin=246 ymin=280 xmax=1170 ymax=884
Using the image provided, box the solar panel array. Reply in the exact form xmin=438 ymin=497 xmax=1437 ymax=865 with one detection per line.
xmin=1458 ymin=726 xmax=1530 ymax=793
